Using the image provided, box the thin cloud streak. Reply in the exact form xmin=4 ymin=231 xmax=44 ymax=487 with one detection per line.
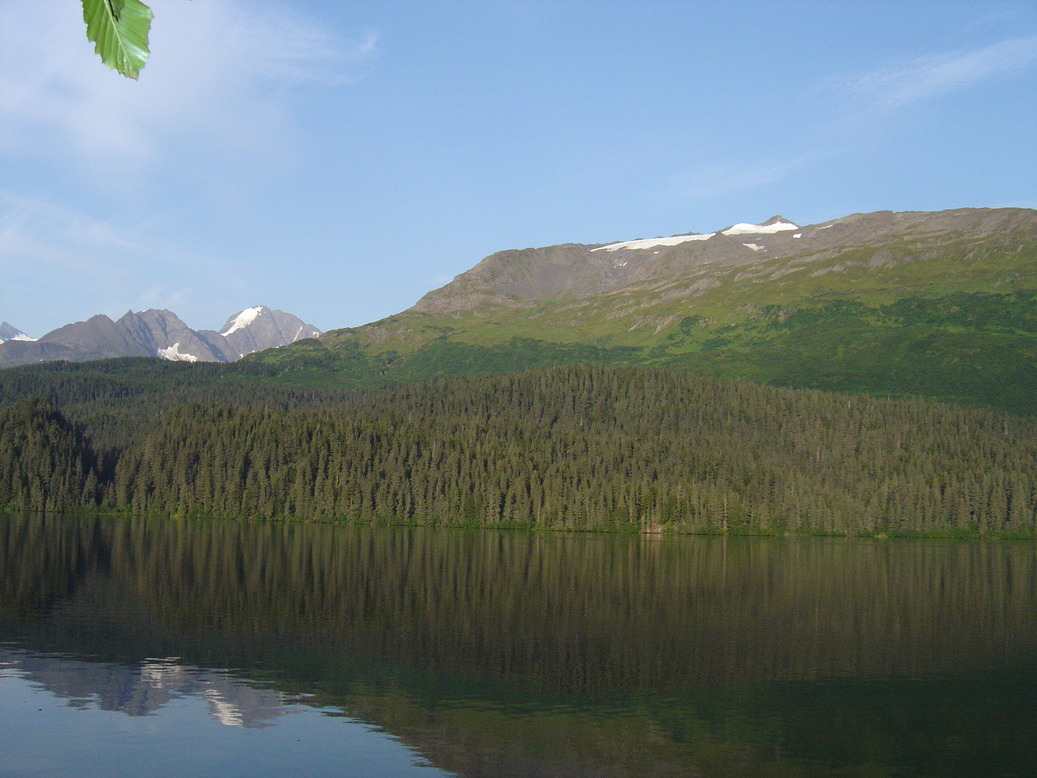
xmin=669 ymin=34 xmax=1037 ymax=210
xmin=843 ymin=34 xmax=1037 ymax=113
xmin=665 ymin=153 xmax=825 ymax=207
xmin=0 ymin=191 xmax=229 ymax=333
xmin=0 ymin=192 xmax=147 ymax=275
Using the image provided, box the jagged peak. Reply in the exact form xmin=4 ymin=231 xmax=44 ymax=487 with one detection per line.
xmin=0 ymin=321 xmax=34 ymax=343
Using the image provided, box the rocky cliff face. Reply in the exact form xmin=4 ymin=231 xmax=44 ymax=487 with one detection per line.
xmin=117 ymin=309 xmax=233 ymax=363
xmin=0 ymin=306 xmax=321 ymax=368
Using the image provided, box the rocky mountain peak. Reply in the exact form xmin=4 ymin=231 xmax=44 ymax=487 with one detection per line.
xmin=0 ymin=322 xmax=34 ymax=344
xmin=215 ymin=306 xmax=321 ymax=360
xmin=0 ymin=306 xmax=321 ymax=369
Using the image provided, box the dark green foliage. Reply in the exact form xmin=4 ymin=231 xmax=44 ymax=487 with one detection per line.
xmin=881 ymin=290 xmax=1037 ymax=332
xmin=4 ymin=365 xmax=1033 ymax=535
xmin=0 ymin=399 xmax=99 ymax=512
xmin=239 ymin=338 xmax=385 ymax=384
xmin=242 ymin=335 xmax=647 ymax=388
xmin=0 ymin=357 xmax=354 ymax=451
xmin=239 ymin=290 xmax=1037 ymax=415
xmin=387 ymin=338 xmax=642 ymax=381
xmin=658 ymin=291 xmax=1037 ymax=415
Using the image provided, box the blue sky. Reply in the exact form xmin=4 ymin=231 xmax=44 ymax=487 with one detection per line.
xmin=1 ymin=1 xmax=1035 ymax=337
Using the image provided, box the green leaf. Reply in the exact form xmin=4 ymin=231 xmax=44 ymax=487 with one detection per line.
xmin=81 ymin=0 xmax=153 ymax=79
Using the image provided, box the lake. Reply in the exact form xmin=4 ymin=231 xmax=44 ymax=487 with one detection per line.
xmin=1 ymin=513 xmax=1035 ymax=776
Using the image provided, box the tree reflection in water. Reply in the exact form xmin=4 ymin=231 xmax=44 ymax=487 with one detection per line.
xmin=1 ymin=514 xmax=1035 ymax=776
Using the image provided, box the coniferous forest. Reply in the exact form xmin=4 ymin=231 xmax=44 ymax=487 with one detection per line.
xmin=2 ymin=361 xmax=1036 ymax=536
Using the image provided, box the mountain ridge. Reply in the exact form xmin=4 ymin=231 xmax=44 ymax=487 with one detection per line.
xmin=410 ymin=208 xmax=1034 ymax=317
xmin=254 ymin=206 xmax=1037 ymax=414
xmin=0 ymin=306 xmax=320 ymax=369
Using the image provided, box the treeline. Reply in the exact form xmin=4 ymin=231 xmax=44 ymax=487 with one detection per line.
xmin=0 ymin=357 xmax=354 ymax=452
xmin=2 ymin=365 xmax=1036 ymax=535
xmin=0 ymin=398 xmax=100 ymax=512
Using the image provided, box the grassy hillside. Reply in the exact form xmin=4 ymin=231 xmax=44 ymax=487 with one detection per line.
xmin=4 ymin=209 xmax=1035 ymax=415
xmin=249 ymin=208 xmax=1037 ymax=414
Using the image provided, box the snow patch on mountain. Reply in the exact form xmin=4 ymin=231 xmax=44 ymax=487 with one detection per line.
xmin=0 ymin=322 xmax=34 ymax=344
xmin=221 ymin=306 xmax=264 ymax=337
xmin=722 ymin=221 xmax=799 ymax=236
xmin=591 ymin=217 xmax=800 ymax=253
xmin=743 ymin=243 xmax=766 ymax=252
xmin=592 ymin=233 xmax=715 ymax=252
xmin=157 ymin=342 xmax=199 ymax=362
xmin=292 ymin=324 xmax=319 ymax=342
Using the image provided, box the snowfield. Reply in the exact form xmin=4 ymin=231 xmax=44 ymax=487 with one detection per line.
xmin=222 ymin=306 xmax=265 ymax=337
xmin=591 ymin=219 xmax=800 ymax=253
xmin=158 ymin=342 xmax=199 ymax=362
xmin=721 ymin=221 xmax=799 ymax=236
xmin=592 ymin=233 xmax=715 ymax=252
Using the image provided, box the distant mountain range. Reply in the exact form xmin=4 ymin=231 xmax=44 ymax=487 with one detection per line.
xmin=5 ymin=207 xmax=1036 ymax=414
xmin=0 ymin=306 xmax=320 ymax=368
xmin=250 ymin=207 xmax=1037 ymax=414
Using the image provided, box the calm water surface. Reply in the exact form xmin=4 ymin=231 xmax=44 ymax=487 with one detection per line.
xmin=1 ymin=513 xmax=1035 ymax=776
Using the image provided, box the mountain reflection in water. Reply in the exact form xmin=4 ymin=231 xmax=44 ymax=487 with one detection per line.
xmin=0 ymin=652 xmax=289 ymax=727
xmin=1 ymin=513 xmax=1036 ymax=776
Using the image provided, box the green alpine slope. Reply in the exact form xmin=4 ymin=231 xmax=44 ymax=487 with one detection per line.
xmin=250 ymin=207 xmax=1037 ymax=414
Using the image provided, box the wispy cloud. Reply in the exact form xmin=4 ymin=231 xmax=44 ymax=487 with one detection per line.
xmin=839 ymin=34 xmax=1037 ymax=114
xmin=0 ymin=1 xmax=379 ymax=187
xmin=0 ymin=190 xmax=222 ymax=333
xmin=0 ymin=192 xmax=145 ymax=275
xmin=665 ymin=152 xmax=824 ymax=205
xmin=0 ymin=1 xmax=379 ymax=333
